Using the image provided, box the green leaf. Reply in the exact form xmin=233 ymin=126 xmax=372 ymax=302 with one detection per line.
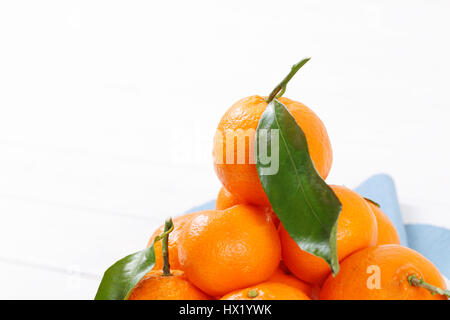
xmin=256 ymin=99 xmax=342 ymax=274
xmin=94 ymin=244 xmax=156 ymax=300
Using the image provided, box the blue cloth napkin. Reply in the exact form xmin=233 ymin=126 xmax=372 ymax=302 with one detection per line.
xmin=186 ymin=174 xmax=450 ymax=279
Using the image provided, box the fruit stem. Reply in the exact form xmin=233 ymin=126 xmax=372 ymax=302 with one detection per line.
xmin=154 ymin=217 xmax=174 ymax=276
xmin=247 ymin=289 xmax=258 ymax=298
xmin=266 ymin=57 xmax=311 ymax=104
xmin=408 ymin=274 xmax=450 ymax=298
xmin=162 ymin=218 xmax=173 ymax=276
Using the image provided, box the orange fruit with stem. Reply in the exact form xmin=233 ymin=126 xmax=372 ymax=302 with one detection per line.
xmin=365 ymin=199 xmax=400 ymax=246
xmin=178 ymin=204 xmax=281 ymax=297
xmin=129 ymin=218 xmax=211 ymax=300
xmin=147 ymin=211 xmax=200 ymax=271
xmin=213 ymin=59 xmax=332 ymax=207
xmin=320 ymin=244 xmax=449 ymax=300
xmin=279 ymin=185 xmax=378 ymax=285
xmin=221 ymin=282 xmax=311 ymax=300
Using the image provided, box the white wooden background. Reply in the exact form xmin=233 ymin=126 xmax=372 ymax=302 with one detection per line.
xmin=1 ymin=0 xmax=449 ymax=299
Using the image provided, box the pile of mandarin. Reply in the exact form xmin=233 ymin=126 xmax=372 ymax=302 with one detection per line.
xmin=127 ymin=79 xmax=448 ymax=301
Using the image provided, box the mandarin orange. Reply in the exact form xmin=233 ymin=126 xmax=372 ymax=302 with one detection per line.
xmin=320 ymin=245 xmax=448 ymax=300
xmin=178 ymin=204 xmax=281 ymax=296
xmin=213 ymin=95 xmax=332 ymax=206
